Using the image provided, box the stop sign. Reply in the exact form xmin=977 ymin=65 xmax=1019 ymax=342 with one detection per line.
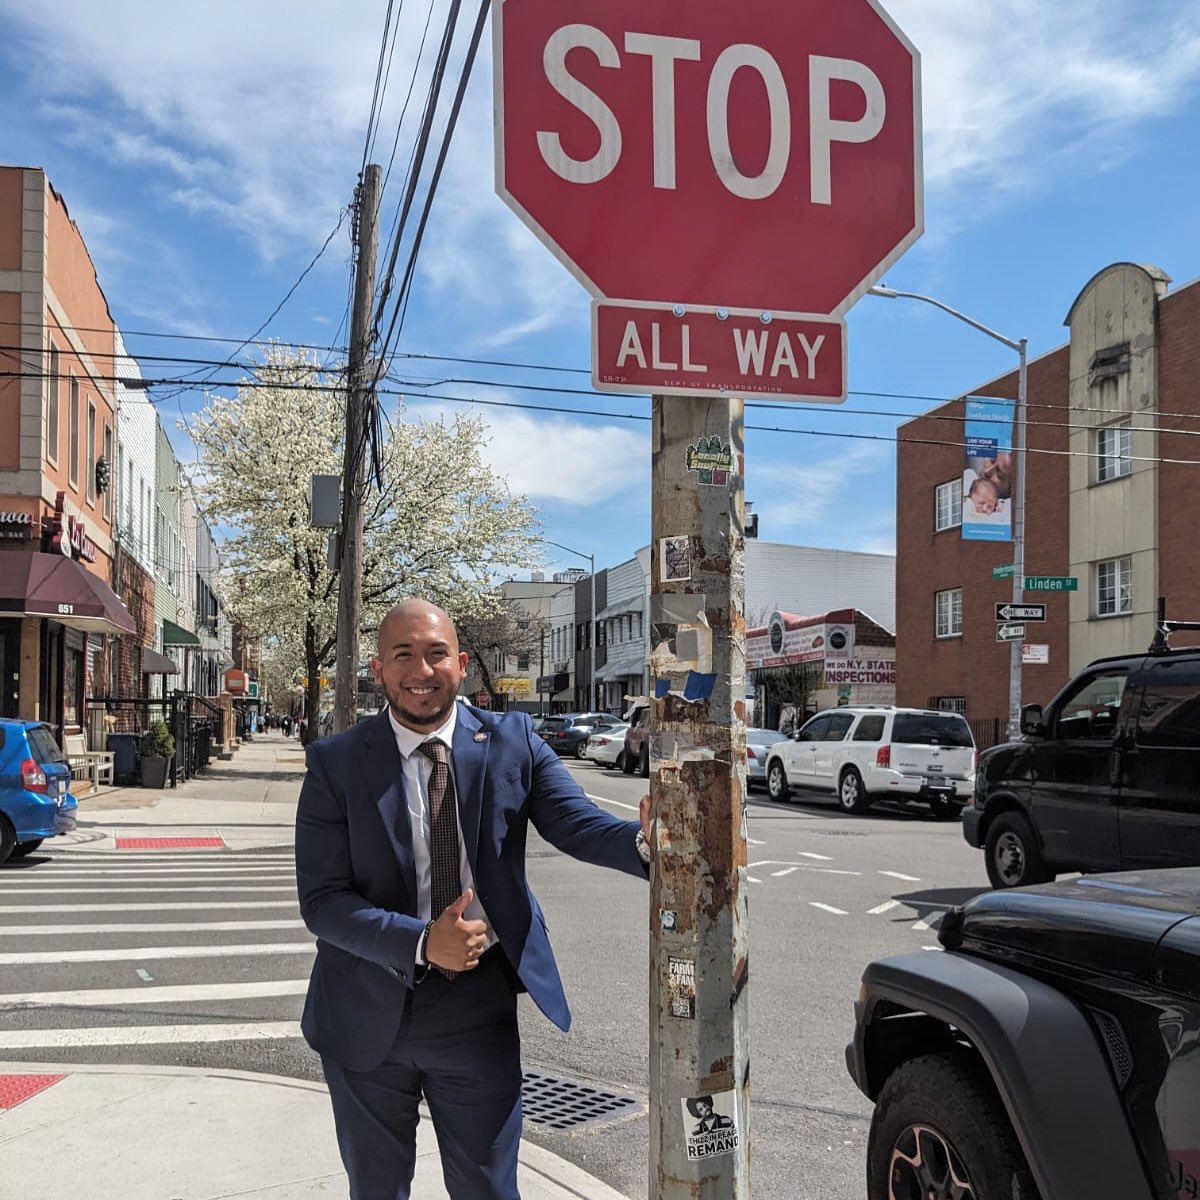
xmin=494 ymin=0 xmax=921 ymax=316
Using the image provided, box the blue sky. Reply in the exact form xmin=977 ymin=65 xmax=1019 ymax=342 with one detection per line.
xmin=2 ymin=1 xmax=1199 ymax=582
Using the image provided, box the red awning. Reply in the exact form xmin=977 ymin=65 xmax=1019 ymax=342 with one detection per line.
xmin=0 ymin=550 xmax=136 ymax=635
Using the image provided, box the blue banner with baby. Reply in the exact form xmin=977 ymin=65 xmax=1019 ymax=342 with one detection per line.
xmin=962 ymin=396 xmax=1014 ymax=542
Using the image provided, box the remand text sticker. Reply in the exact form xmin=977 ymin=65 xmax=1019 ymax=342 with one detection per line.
xmin=680 ymin=1090 xmax=740 ymax=1160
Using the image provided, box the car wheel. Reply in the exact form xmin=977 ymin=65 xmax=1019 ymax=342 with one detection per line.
xmin=621 ymin=749 xmax=634 ymax=775
xmin=766 ymin=760 xmax=789 ymax=802
xmin=0 ymin=815 xmax=16 ymax=866
xmin=10 ymin=839 xmax=44 ymax=858
xmin=928 ymin=797 xmax=962 ymax=822
xmin=838 ymin=767 xmax=872 ymax=814
xmin=984 ymin=812 xmax=1054 ymax=889
xmin=575 ymin=740 xmax=590 ymax=760
xmin=639 ymin=744 xmax=650 ymax=778
xmin=868 ymin=1052 xmax=1039 ymax=1200
xmin=614 ymin=751 xmax=626 ymax=772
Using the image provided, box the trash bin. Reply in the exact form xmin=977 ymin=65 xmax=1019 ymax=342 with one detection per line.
xmin=106 ymin=733 xmax=141 ymax=786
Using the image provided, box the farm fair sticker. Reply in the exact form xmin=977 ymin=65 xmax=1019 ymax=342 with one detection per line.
xmin=680 ymin=1090 xmax=740 ymax=1160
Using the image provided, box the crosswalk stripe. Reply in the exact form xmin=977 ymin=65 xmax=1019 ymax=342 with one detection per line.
xmin=0 ymin=1021 xmax=303 ymax=1049
xmin=0 ymin=919 xmax=308 ymax=936
xmin=878 ymin=870 xmax=921 ymax=882
xmin=868 ymin=900 xmax=901 ymax=915
xmin=0 ymin=979 xmax=309 ymax=1008
xmin=911 ymin=914 xmax=942 ymax=932
xmin=0 ymin=942 xmax=315 ymax=965
xmin=809 ymin=902 xmax=848 ymax=916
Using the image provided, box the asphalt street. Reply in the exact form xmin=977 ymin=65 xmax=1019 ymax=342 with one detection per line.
xmin=0 ymin=751 xmax=994 ymax=1200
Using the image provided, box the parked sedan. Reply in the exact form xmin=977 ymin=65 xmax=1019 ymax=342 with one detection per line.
xmin=0 ymin=719 xmax=77 ymax=864
xmin=745 ymin=727 xmax=787 ymax=789
xmin=584 ymin=723 xmax=631 ymax=769
xmin=538 ymin=712 xmax=625 ymax=759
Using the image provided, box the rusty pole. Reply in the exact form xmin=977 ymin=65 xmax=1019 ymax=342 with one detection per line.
xmin=648 ymin=393 xmax=750 ymax=1199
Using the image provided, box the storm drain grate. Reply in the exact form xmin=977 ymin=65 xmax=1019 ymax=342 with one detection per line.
xmin=521 ymin=1070 xmax=643 ymax=1131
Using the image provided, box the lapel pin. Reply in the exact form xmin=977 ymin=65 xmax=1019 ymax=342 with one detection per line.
xmin=473 ymin=732 xmax=487 ymax=742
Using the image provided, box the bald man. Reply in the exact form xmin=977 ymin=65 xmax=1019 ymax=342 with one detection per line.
xmin=295 ymin=599 xmax=651 ymax=1200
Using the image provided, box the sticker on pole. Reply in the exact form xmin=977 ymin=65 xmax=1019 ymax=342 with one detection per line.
xmin=668 ymin=956 xmax=696 ymax=1019
xmin=680 ymin=1090 xmax=740 ymax=1160
xmin=661 ymin=536 xmax=691 ymax=582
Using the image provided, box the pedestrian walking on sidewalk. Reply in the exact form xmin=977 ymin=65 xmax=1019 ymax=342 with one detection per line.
xmin=295 ymin=598 xmax=652 ymax=1200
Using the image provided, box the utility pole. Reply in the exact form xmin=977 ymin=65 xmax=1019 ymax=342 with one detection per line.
xmin=648 ymin=394 xmax=749 ymax=1200
xmin=333 ymin=164 xmax=381 ymax=734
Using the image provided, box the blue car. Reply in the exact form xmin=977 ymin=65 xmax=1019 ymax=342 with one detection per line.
xmin=0 ymin=719 xmax=77 ymax=864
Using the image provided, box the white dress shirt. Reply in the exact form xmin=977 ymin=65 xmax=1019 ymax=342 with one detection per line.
xmin=386 ymin=706 xmax=494 ymax=961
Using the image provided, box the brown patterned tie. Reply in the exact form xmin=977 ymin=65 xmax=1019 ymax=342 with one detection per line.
xmin=417 ymin=739 xmax=462 ymax=978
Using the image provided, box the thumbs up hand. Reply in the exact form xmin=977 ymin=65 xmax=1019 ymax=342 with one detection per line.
xmin=426 ymin=888 xmax=490 ymax=971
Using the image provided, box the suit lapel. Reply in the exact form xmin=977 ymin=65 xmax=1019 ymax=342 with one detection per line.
xmin=452 ymin=706 xmax=488 ymax=871
xmin=363 ymin=711 xmax=417 ymax=901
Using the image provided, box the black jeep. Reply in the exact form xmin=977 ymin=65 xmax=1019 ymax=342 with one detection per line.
xmin=846 ymin=867 xmax=1198 ymax=1200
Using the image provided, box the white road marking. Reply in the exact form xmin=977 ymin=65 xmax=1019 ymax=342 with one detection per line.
xmin=0 ymin=919 xmax=308 ymax=936
xmin=809 ymin=902 xmax=848 ymax=916
xmin=747 ymin=838 xmax=766 ymax=846
xmin=748 ymin=876 xmax=763 ymax=884
xmin=771 ymin=868 xmax=799 ymax=877
xmin=135 ymin=969 xmax=153 ymax=982
xmin=18 ymin=867 xmax=296 ymax=879
xmin=587 ymin=793 xmax=639 ymax=813
xmin=867 ymin=900 xmax=901 ymax=915
xmin=878 ymin=870 xmax=921 ymax=882
xmin=0 ymin=886 xmax=296 ymax=896
xmin=0 ymin=942 xmax=315 ymax=966
xmin=0 ymin=901 xmax=298 ymax=913
xmin=798 ymin=851 xmax=832 ymax=861
xmin=0 ymin=979 xmax=309 ymax=1008
xmin=0 ymin=1021 xmax=303 ymax=1049
xmin=922 ymin=946 xmax=941 ymax=952
xmin=911 ymin=915 xmax=942 ymax=932
xmin=748 ymin=861 xmax=861 ymax=876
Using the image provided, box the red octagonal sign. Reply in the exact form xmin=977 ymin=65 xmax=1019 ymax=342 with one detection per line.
xmin=495 ymin=0 xmax=922 ymax=317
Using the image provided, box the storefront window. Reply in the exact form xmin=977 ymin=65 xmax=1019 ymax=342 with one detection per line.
xmin=63 ymin=645 xmax=83 ymax=727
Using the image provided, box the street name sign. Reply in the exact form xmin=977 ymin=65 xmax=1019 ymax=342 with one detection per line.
xmin=1025 ymin=576 xmax=1078 ymax=592
xmin=992 ymin=564 xmax=1014 ymax=579
xmin=494 ymin=0 xmax=923 ymax=400
xmin=996 ymin=623 xmax=1026 ymax=642
xmin=996 ymin=603 xmax=1046 ymax=622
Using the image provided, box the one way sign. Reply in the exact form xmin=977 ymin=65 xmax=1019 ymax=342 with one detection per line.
xmin=996 ymin=603 xmax=1047 ymax=622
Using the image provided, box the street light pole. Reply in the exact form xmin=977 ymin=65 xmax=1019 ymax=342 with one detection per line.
xmin=869 ymin=285 xmax=1029 ymax=738
xmin=545 ymin=540 xmax=596 ymax=711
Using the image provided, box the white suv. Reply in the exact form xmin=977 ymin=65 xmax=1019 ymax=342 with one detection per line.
xmin=763 ymin=706 xmax=976 ymax=819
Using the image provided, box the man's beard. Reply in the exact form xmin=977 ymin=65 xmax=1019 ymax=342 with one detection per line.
xmin=383 ymin=682 xmax=456 ymax=731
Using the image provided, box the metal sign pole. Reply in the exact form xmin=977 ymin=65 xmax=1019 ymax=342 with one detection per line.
xmin=648 ymin=392 xmax=750 ymax=1200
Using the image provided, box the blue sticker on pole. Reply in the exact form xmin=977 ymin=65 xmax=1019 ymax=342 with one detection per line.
xmin=655 ymin=678 xmax=671 ymax=698
xmin=683 ymin=671 xmax=716 ymax=700
xmin=962 ymin=396 xmax=1014 ymax=542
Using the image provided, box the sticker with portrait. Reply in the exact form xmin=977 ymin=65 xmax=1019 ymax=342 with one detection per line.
xmin=680 ymin=1089 xmax=740 ymax=1160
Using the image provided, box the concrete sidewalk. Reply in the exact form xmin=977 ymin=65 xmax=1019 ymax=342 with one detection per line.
xmin=2 ymin=732 xmax=628 ymax=1200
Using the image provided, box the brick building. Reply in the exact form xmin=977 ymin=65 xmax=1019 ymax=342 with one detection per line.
xmin=896 ymin=261 xmax=1200 ymax=744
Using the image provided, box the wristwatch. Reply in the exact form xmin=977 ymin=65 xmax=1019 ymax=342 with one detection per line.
xmin=635 ymin=829 xmax=652 ymax=864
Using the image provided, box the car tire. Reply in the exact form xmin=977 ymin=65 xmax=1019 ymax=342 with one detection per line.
xmin=928 ymin=797 xmax=962 ymax=822
xmin=868 ymin=1052 xmax=1039 ymax=1200
xmin=575 ymin=740 xmax=590 ymax=760
xmin=766 ymin=760 xmax=790 ymax=802
xmin=11 ymin=839 xmax=44 ymax=858
xmin=639 ymin=744 xmax=650 ymax=778
xmin=621 ymin=749 xmax=634 ymax=775
xmin=984 ymin=812 xmax=1054 ymax=889
xmin=0 ymin=815 xmax=16 ymax=866
xmin=838 ymin=767 xmax=872 ymax=814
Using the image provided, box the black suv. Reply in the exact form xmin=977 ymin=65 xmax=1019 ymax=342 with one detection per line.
xmin=846 ymin=867 xmax=1199 ymax=1200
xmin=965 ymin=629 xmax=1200 ymax=888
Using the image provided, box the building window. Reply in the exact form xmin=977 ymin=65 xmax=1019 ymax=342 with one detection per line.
xmin=1095 ymin=420 xmax=1132 ymax=483
xmin=68 ymin=376 xmax=80 ymax=486
xmin=85 ymin=402 xmax=97 ymax=503
xmin=935 ymin=588 xmax=963 ymax=639
xmin=517 ymin=653 xmax=529 ymax=670
xmin=934 ymin=480 xmax=962 ymax=531
xmin=932 ymin=696 xmax=967 ymax=714
xmin=1095 ymin=556 xmax=1132 ymax=617
xmin=101 ymin=423 xmax=113 ymax=518
xmin=46 ymin=343 xmax=60 ymax=464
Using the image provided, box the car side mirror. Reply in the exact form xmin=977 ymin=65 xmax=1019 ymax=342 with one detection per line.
xmin=1019 ymin=705 xmax=1046 ymax=737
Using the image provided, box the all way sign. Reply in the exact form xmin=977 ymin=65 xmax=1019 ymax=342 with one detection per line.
xmin=996 ymin=603 xmax=1046 ymax=622
xmin=592 ymin=302 xmax=846 ymax=400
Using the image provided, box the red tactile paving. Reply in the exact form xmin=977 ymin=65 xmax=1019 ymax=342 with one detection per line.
xmin=115 ymin=836 xmax=226 ymax=850
xmin=0 ymin=1074 xmax=65 ymax=1109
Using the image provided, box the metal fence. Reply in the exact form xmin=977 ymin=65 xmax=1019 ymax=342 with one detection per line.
xmin=85 ymin=691 xmax=226 ymax=787
xmin=968 ymin=717 xmax=1009 ymax=752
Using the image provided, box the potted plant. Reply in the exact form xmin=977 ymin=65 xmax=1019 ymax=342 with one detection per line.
xmin=140 ymin=720 xmax=175 ymax=788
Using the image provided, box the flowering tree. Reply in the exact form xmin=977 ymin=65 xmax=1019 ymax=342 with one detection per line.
xmin=189 ymin=347 xmax=542 ymax=736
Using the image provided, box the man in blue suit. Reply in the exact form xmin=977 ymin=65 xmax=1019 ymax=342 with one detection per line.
xmin=296 ymin=599 xmax=651 ymax=1200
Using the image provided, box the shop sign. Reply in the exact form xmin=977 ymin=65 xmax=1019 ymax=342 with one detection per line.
xmin=495 ymin=676 xmax=533 ymax=696
xmin=49 ymin=492 xmax=97 ymax=563
xmin=824 ymin=656 xmax=897 ymax=685
xmin=0 ymin=510 xmax=34 ymax=540
xmin=746 ymin=611 xmax=857 ymax=670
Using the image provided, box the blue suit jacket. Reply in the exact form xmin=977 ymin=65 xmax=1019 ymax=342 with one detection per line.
xmin=295 ymin=705 xmax=646 ymax=1072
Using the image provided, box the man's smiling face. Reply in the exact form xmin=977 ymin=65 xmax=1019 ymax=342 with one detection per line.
xmin=372 ymin=602 xmax=468 ymax=733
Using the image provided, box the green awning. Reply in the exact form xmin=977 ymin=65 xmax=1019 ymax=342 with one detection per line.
xmin=162 ymin=618 xmax=200 ymax=647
